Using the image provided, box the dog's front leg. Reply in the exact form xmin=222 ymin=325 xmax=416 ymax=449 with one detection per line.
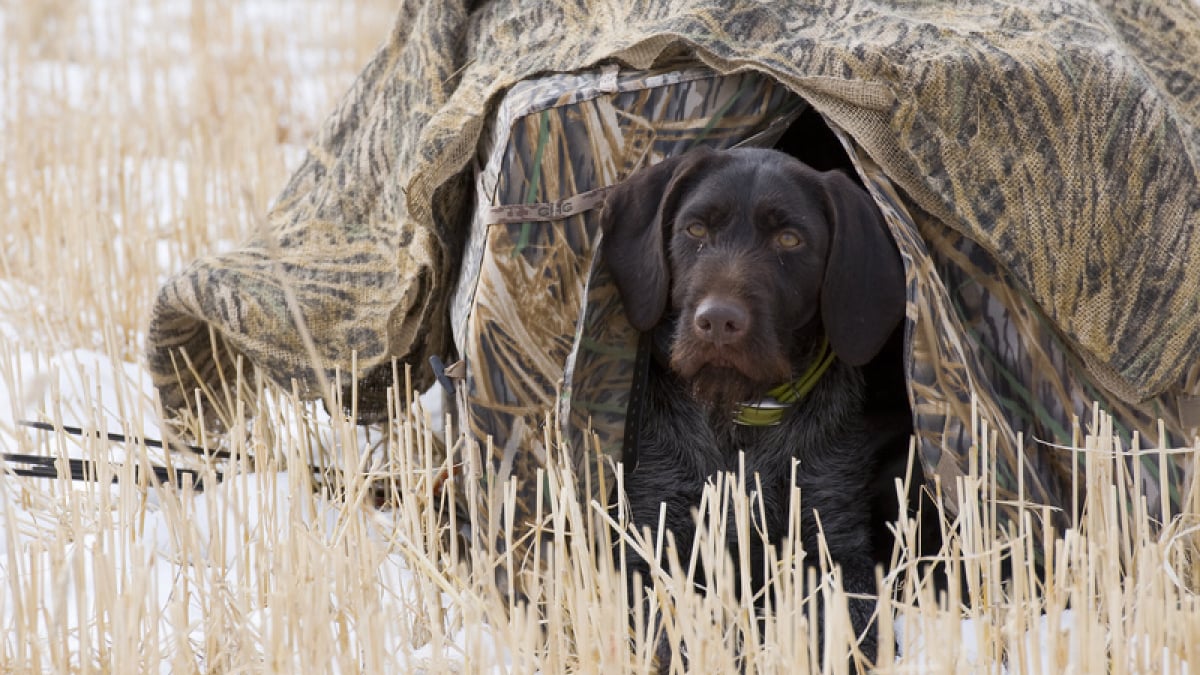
xmin=622 ymin=472 xmax=705 ymax=673
xmin=793 ymin=455 xmax=881 ymax=667
xmin=837 ymin=554 xmax=881 ymax=665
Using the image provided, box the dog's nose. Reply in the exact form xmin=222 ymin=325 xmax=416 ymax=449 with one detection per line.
xmin=693 ymin=297 xmax=749 ymax=345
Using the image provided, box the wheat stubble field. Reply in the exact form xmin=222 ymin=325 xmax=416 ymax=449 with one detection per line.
xmin=2 ymin=1 xmax=1199 ymax=673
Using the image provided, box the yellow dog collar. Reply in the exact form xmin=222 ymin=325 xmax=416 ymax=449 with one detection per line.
xmin=733 ymin=339 xmax=835 ymax=426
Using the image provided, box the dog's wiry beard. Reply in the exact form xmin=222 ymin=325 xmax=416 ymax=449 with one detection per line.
xmin=669 ymin=337 xmax=792 ymax=411
xmin=683 ymin=366 xmax=759 ymax=409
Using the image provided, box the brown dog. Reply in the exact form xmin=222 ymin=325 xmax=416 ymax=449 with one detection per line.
xmin=599 ymin=146 xmax=907 ymax=668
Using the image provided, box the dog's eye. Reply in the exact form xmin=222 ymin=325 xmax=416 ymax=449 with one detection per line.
xmin=684 ymin=223 xmax=708 ymax=239
xmin=775 ymin=230 xmax=804 ymax=249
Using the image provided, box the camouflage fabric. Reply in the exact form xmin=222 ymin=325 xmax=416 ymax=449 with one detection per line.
xmin=452 ymin=66 xmax=803 ymax=526
xmin=147 ymin=1 xmax=1200 ymax=537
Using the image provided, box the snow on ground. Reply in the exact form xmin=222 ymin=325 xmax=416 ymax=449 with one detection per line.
xmin=0 ymin=326 xmax=500 ymax=671
xmin=0 ymin=274 xmax=494 ymax=668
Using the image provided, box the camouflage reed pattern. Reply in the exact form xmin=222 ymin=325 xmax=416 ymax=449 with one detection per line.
xmin=147 ymin=1 xmax=1200 ymax=548
xmin=452 ymin=66 xmax=803 ymax=529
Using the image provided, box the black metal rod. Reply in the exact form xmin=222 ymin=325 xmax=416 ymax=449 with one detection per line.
xmin=9 ymin=421 xmax=339 ymax=493
xmin=18 ymin=420 xmax=232 ymax=460
xmin=3 ymin=453 xmax=216 ymax=490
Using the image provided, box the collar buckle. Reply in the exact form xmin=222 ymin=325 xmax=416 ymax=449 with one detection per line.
xmin=731 ymin=338 xmax=835 ymax=427
xmin=733 ymin=397 xmax=790 ymax=426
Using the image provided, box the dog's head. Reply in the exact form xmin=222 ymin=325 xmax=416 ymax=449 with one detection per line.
xmin=599 ymin=146 xmax=905 ymax=407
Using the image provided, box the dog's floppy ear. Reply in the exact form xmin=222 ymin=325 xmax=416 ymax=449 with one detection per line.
xmin=598 ymin=148 xmax=714 ymax=331
xmin=819 ymin=170 xmax=906 ymax=366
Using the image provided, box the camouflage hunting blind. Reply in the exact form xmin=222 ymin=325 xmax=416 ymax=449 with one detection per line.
xmin=148 ymin=0 xmax=1200 ymax=551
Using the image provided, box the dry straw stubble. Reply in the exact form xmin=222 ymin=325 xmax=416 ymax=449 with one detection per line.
xmin=2 ymin=1 xmax=1198 ymax=673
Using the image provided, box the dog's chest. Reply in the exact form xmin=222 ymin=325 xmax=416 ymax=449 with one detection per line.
xmin=636 ymin=356 xmax=868 ymax=481
xmin=642 ymin=373 xmax=819 ymax=483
